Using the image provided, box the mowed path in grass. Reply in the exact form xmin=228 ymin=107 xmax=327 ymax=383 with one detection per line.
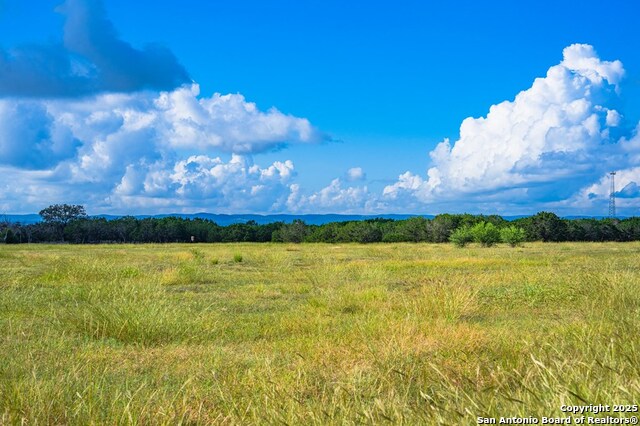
xmin=0 ymin=243 xmax=639 ymax=424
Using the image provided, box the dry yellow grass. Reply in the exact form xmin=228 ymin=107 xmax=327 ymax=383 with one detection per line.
xmin=0 ymin=242 xmax=639 ymax=424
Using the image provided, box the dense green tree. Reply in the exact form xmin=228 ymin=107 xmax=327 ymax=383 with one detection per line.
xmin=471 ymin=222 xmax=501 ymax=247
xmin=38 ymin=204 xmax=87 ymax=241
xmin=132 ymin=219 xmax=158 ymax=242
xmin=517 ymin=212 xmax=568 ymax=242
xmin=4 ymin=210 xmax=640 ymax=245
xmin=111 ymin=216 xmax=139 ymax=243
xmin=222 ymin=222 xmax=258 ymax=242
xmin=156 ymin=217 xmax=188 ymax=242
xmin=449 ymin=225 xmax=473 ymax=247
xmin=329 ymin=221 xmax=383 ymax=243
xmin=430 ymin=214 xmax=458 ymax=242
xmin=275 ymin=220 xmax=309 ymax=243
xmin=397 ymin=217 xmax=429 ymax=242
xmin=617 ymin=217 xmax=640 ymax=241
xmin=351 ymin=221 xmax=383 ymax=243
xmin=39 ymin=204 xmax=87 ymax=225
xmin=500 ymin=225 xmax=526 ymax=247
xmin=597 ymin=218 xmax=622 ymax=242
xmin=381 ymin=232 xmax=406 ymax=242
xmin=254 ymin=222 xmax=282 ymax=242
xmin=64 ymin=218 xmax=109 ymax=243
xmin=4 ymin=228 xmax=20 ymax=244
xmin=306 ymin=222 xmax=340 ymax=243
xmin=483 ymin=214 xmax=508 ymax=227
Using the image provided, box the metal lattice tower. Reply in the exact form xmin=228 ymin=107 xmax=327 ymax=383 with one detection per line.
xmin=609 ymin=171 xmax=616 ymax=218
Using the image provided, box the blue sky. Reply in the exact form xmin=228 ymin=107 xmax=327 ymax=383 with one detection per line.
xmin=1 ymin=0 xmax=640 ymax=215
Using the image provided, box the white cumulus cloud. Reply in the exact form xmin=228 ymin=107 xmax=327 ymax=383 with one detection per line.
xmin=108 ymin=154 xmax=296 ymax=213
xmin=0 ymin=84 xmax=322 ymax=170
xmin=154 ymin=85 xmax=320 ymax=153
xmin=0 ymin=0 xmax=327 ymax=215
xmin=346 ymin=167 xmax=366 ymax=181
xmin=286 ymin=178 xmax=374 ymax=213
xmin=0 ymin=83 xmax=323 ymax=212
xmin=383 ymin=44 xmax=632 ymax=212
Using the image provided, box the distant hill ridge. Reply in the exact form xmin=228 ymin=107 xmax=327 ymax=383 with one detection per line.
xmin=3 ymin=213 xmax=427 ymax=226
xmin=3 ymin=212 xmax=616 ymax=226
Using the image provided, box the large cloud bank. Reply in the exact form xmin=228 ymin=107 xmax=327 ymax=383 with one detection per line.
xmin=2 ymin=2 xmax=639 ymax=217
xmin=0 ymin=84 xmax=318 ymax=170
xmin=0 ymin=0 xmax=324 ymax=213
xmin=0 ymin=84 xmax=321 ymax=212
xmin=383 ymin=44 xmax=640 ymax=214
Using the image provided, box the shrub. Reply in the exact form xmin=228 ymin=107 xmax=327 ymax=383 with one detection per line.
xmin=471 ymin=222 xmax=501 ymax=247
xmin=233 ymin=253 xmax=243 ymax=263
xmin=449 ymin=226 xmax=473 ymax=247
xmin=500 ymin=225 xmax=526 ymax=247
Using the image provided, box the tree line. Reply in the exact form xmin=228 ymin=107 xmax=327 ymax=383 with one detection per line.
xmin=2 ymin=204 xmax=640 ymax=244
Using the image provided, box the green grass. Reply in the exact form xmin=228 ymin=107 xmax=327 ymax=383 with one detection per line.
xmin=0 ymin=242 xmax=639 ymax=424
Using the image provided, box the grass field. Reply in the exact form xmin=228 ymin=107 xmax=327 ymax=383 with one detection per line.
xmin=1 ymin=242 xmax=639 ymax=424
